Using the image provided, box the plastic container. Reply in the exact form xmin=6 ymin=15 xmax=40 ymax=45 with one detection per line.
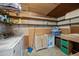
xmin=52 ymin=27 xmax=61 ymax=36
xmin=27 ymin=47 xmax=33 ymax=54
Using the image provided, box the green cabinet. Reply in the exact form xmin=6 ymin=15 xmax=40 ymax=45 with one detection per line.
xmin=61 ymin=39 xmax=69 ymax=47
xmin=61 ymin=46 xmax=69 ymax=55
xmin=55 ymin=37 xmax=72 ymax=55
xmin=60 ymin=39 xmax=71 ymax=55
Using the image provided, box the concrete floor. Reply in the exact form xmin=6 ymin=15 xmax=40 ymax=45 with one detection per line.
xmin=24 ymin=46 xmax=66 ymax=56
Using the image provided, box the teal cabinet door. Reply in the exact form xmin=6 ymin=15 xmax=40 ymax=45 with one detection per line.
xmin=61 ymin=46 xmax=69 ymax=55
xmin=61 ymin=39 xmax=69 ymax=47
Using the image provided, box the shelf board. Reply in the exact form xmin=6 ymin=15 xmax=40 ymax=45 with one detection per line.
xmin=58 ymin=22 xmax=79 ymax=26
xmin=58 ymin=23 xmax=71 ymax=26
xmin=57 ymin=16 xmax=79 ymax=22
xmin=0 ymin=20 xmax=56 ymax=27
xmin=10 ymin=16 xmax=58 ymax=22
xmin=12 ymin=23 xmax=56 ymax=27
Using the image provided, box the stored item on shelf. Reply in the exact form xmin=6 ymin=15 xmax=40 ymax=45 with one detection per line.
xmin=18 ymin=18 xmax=22 ymax=24
xmin=52 ymin=27 xmax=61 ymax=36
xmin=7 ymin=16 xmax=10 ymax=23
xmin=4 ymin=15 xmax=10 ymax=23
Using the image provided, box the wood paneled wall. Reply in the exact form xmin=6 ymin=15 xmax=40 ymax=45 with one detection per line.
xmin=23 ymin=36 xmax=29 ymax=49
xmin=60 ymin=28 xmax=71 ymax=34
xmin=23 ymin=27 xmax=52 ymax=48
xmin=28 ymin=27 xmax=52 ymax=48
xmin=59 ymin=25 xmax=79 ymax=34
xmin=35 ymin=28 xmax=52 ymax=35
xmin=28 ymin=28 xmax=35 ymax=47
xmin=71 ymin=25 xmax=79 ymax=33
xmin=59 ymin=26 xmax=71 ymax=34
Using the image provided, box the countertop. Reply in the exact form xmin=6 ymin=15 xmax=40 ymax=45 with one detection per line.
xmin=0 ymin=35 xmax=24 ymax=50
xmin=57 ymin=34 xmax=79 ymax=43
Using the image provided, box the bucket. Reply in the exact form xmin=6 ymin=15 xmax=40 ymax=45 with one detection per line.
xmin=27 ymin=47 xmax=33 ymax=53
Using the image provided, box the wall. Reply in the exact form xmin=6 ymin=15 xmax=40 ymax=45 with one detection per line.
xmin=57 ymin=8 xmax=79 ymax=34
xmin=57 ymin=16 xmax=71 ymax=34
xmin=35 ymin=27 xmax=52 ymax=35
xmin=71 ymin=25 xmax=79 ymax=33
xmin=11 ymin=16 xmax=56 ymax=48
xmin=10 ymin=10 xmax=57 ymax=48
xmin=65 ymin=8 xmax=79 ymax=34
xmin=12 ymin=25 xmax=29 ymax=36
xmin=57 ymin=16 xmax=65 ymax=21
xmin=57 ymin=20 xmax=70 ymax=25
xmin=12 ymin=25 xmax=52 ymax=48
xmin=65 ymin=9 xmax=79 ymax=19
xmin=59 ymin=26 xmax=71 ymax=34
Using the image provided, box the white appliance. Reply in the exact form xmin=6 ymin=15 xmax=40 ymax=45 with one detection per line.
xmin=0 ymin=35 xmax=24 ymax=56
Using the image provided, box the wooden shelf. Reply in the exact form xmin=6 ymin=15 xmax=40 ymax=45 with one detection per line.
xmin=0 ymin=20 xmax=56 ymax=27
xmin=57 ymin=16 xmax=79 ymax=22
xmin=57 ymin=16 xmax=79 ymax=26
xmin=58 ymin=22 xmax=79 ymax=26
xmin=12 ymin=23 xmax=56 ymax=27
xmin=57 ymin=23 xmax=71 ymax=26
xmin=10 ymin=16 xmax=57 ymax=22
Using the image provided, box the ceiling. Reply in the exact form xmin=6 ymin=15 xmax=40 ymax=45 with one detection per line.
xmin=47 ymin=3 xmax=79 ymax=18
xmin=21 ymin=3 xmax=79 ymax=18
xmin=21 ymin=3 xmax=59 ymax=17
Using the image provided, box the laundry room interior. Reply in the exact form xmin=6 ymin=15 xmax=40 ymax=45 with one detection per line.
xmin=0 ymin=3 xmax=79 ymax=56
